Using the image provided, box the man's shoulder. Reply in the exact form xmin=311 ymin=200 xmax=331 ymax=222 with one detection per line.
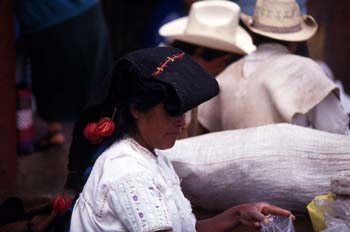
xmin=216 ymin=57 xmax=245 ymax=79
xmin=277 ymin=53 xmax=320 ymax=69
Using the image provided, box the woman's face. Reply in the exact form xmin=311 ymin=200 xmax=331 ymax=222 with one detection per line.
xmin=131 ymin=103 xmax=186 ymax=151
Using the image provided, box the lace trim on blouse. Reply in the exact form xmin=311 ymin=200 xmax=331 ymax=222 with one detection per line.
xmin=109 ymin=172 xmax=173 ymax=232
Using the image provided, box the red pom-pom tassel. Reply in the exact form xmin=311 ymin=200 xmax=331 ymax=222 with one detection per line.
xmin=53 ymin=195 xmax=72 ymax=215
xmin=84 ymin=122 xmax=103 ymax=144
xmin=96 ymin=117 xmax=116 ymax=138
xmin=84 ymin=108 xmax=117 ymax=144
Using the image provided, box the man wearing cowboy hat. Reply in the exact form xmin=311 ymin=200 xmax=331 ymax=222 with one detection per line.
xmin=159 ymin=0 xmax=256 ymax=137
xmin=198 ymin=0 xmax=350 ymax=135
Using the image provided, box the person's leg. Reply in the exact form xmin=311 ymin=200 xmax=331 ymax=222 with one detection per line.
xmin=47 ymin=121 xmax=65 ymax=144
xmin=26 ymin=4 xmax=112 ymax=150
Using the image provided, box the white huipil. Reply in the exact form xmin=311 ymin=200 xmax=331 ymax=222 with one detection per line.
xmin=70 ymin=137 xmax=196 ymax=232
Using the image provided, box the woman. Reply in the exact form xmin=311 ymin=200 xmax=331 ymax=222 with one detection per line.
xmin=69 ymin=47 xmax=294 ymax=231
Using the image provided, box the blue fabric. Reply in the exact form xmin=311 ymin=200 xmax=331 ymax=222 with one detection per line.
xmin=232 ymin=0 xmax=308 ymax=16
xmin=14 ymin=17 xmax=21 ymax=40
xmin=82 ymin=142 xmax=109 ymax=185
xmin=82 ymin=167 xmax=93 ymax=185
xmin=91 ymin=142 xmax=109 ymax=162
xmin=14 ymin=0 xmax=98 ymax=34
xmin=143 ymin=0 xmax=186 ymax=47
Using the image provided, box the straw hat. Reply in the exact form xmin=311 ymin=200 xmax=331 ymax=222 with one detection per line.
xmin=241 ymin=0 xmax=318 ymax=42
xmin=159 ymin=0 xmax=256 ymax=55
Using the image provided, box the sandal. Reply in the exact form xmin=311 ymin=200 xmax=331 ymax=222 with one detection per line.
xmin=34 ymin=130 xmax=65 ymax=152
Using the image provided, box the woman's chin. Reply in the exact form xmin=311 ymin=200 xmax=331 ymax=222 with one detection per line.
xmin=157 ymin=140 xmax=176 ymax=150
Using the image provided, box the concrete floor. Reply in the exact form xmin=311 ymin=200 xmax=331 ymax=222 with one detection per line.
xmin=1 ymin=118 xmax=315 ymax=231
xmin=13 ymin=119 xmax=73 ymax=201
xmin=15 ymin=145 xmax=69 ymax=200
xmin=0 ymin=118 xmax=73 ymax=232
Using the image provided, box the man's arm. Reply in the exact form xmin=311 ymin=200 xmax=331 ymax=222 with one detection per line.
xmin=307 ymin=92 xmax=349 ymax=135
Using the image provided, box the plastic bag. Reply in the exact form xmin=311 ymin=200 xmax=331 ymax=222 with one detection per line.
xmin=260 ymin=215 xmax=295 ymax=232
xmin=307 ymin=194 xmax=336 ymax=232
xmin=314 ymin=198 xmax=350 ymax=232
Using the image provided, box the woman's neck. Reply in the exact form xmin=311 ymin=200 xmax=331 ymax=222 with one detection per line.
xmin=128 ymin=133 xmax=156 ymax=155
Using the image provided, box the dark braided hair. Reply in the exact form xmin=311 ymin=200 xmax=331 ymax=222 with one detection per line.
xmin=65 ymin=62 xmax=175 ymax=192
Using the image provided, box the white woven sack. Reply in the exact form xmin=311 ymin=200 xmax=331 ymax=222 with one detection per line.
xmin=157 ymin=124 xmax=350 ymax=212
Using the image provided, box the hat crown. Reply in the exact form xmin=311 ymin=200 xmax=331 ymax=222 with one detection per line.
xmin=159 ymin=0 xmax=256 ymax=54
xmin=185 ymin=0 xmax=240 ymax=42
xmin=253 ymin=0 xmax=302 ymax=33
xmin=116 ymin=47 xmax=219 ymax=115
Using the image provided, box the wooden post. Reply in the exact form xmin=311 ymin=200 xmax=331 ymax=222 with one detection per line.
xmin=324 ymin=0 xmax=350 ymax=92
xmin=0 ymin=0 xmax=17 ymax=197
xmin=308 ymin=0 xmax=350 ymax=92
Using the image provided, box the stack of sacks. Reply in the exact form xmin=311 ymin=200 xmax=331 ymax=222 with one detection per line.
xmin=157 ymin=123 xmax=350 ymax=212
xmin=330 ymin=172 xmax=350 ymax=198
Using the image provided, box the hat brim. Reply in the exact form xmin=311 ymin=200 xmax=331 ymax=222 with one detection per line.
xmin=159 ymin=17 xmax=256 ymax=55
xmin=240 ymin=13 xmax=318 ymax=42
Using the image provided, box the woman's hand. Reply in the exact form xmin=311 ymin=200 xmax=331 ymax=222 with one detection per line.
xmin=232 ymin=202 xmax=295 ymax=228
xmin=196 ymin=202 xmax=294 ymax=232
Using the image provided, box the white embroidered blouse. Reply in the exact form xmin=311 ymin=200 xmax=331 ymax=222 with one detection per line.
xmin=70 ymin=137 xmax=196 ymax=232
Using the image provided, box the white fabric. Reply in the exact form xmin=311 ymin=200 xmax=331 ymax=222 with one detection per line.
xmin=244 ymin=44 xmax=349 ymax=135
xmin=293 ymin=93 xmax=350 ymax=135
xmin=334 ymin=80 xmax=350 ymax=114
xmin=198 ymin=43 xmax=349 ymax=135
xmin=317 ymin=60 xmax=350 ymax=114
xmin=243 ymin=43 xmax=290 ymax=77
xmin=159 ymin=123 xmax=350 ymax=212
xmin=330 ymin=172 xmax=350 ymax=195
xmin=16 ymin=109 xmax=33 ymax=129
xmin=70 ymin=137 xmax=196 ymax=232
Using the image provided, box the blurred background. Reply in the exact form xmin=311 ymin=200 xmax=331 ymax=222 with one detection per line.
xmin=102 ymin=0 xmax=350 ymax=91
xmin=0 ymin=0 xmax=349 ymax=230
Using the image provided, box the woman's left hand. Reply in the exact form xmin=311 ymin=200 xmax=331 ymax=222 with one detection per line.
xmin=196 ymin=202 xmax=295 ymax=232
xmin=233 ymin=202 xmax=295 ymax=228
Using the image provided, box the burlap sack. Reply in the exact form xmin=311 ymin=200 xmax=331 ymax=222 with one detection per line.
xmin=158 ymin=124 xmax=350 ymax=212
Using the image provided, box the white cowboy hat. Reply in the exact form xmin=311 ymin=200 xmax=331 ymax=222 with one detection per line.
xmin=159 ymin=0 xmax=256 ymax=55
xmin=240 ymin=0 xmax=318 ymax=42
